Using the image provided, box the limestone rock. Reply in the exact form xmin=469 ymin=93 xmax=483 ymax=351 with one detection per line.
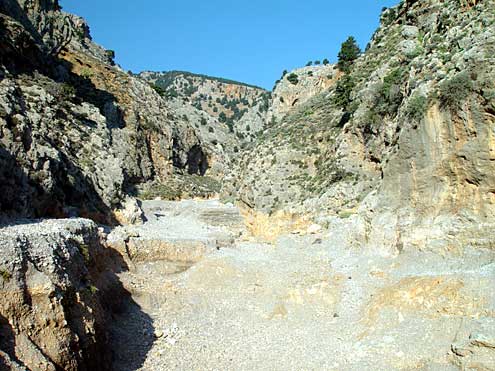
xmin=268 ymin=64 xmax=338 ymax=122
xmin=0 ymin=0 xmax=211 ymax=222
xmin=113 ymin=197 xmax=144 ymax=225
xmin=0 ymin=218 xmax=126 ymax=370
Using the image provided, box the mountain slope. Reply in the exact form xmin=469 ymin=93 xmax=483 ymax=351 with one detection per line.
xmin=139 ymin=70 xmax=270 ymax=144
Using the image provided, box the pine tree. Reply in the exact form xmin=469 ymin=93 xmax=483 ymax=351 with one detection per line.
xmin=337 ymin=36 xmax=361 ymax=73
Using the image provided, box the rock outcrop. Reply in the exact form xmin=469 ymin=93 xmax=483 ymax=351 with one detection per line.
xmin=138 ymin=71 xmax=271 ymax=179
xmin=0 ymin=218 xmax=134 ymax=371
xmin=139 ymin=71 xmax=270 ymax=143
xmin=268 ymin=64 xmax=338 ymax=122
xmin=1 ymin=0 xmax=495 ymax=369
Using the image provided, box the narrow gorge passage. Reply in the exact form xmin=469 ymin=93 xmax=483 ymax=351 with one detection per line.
xmin=107 ymin=200 xmax=495 ymax=371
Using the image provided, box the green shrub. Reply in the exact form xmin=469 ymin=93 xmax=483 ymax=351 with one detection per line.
xmin=78 ymin=244 xmax=91 ymax=264
xmin=439 ymin=71 xmax=473 ymax=109
xmin=375 ymin=67 xmax=407 ymax=116
xmin=1 ymin=269 xmax=12 ymax=283
xmin=338 ymin=210 xmax=355 ymax=219
xmin=218 ymin=112 xmax=227 ymax=122
xmin=332 ymin=74 xmax=356 ymax=111
xmin=405 ymin=94 xmax=428 ymax=121
xmin=61 ymin=83 xmax=76 ymax=98
xmin=167 ymin=88 xmax=178 ymax=98
xmin=382 ymin=7 xmax=397 ymax=26
xmin=406 ymin=44 xmax=423 ymax=60
xmin=287 ymin=73 xmax=299 ymax=85
xmin=105 ymin=49 xmax=115 ymax=61
xmin=323 ymin=58 xmax=330 ymax=65
xmin=151 ymin=84 xmax=166 ymax=97
xmin=139 ymin=183 xmax=182 ymax=200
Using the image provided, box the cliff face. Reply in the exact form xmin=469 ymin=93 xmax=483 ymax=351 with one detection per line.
xmin=0 ymin=0 xmax=211 ymax=222
xmin=229 ymin=0 xmax=495 ymax=253
xmin=0 ymin=0 xmax=494 ymax=369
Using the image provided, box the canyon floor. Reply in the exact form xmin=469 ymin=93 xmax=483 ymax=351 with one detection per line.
xmin=106 ymin=200 xmax=495 ymax=371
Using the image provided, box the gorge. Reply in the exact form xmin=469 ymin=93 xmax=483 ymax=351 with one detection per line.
xmin=0 ymin=0 xmax=494 ymax=370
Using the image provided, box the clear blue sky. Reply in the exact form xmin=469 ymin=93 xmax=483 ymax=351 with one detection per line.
xmin=60 ymin=0 xmax=399 ymax=90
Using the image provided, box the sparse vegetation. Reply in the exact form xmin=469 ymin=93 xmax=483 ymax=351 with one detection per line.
xmin=405 ymin=94 xmax=428 ymax=121
xmin=287 ymin=73 xmax=299 ymax=85
xmin=218 ymin=112 xmax=227 ymax=123
xmin=60 ymin=83 xmax=76 ymax=98
xmin=439 ymin=71 xmax=473 ymax=109
xmin=374 ymin=67 xmax=407 ymax=116
xmin=332 ymin=74 xmax=356 ymax=111
xmin=78 ymin=244 xmax=91 ymax=264
xmin=139 ymin=176 xmax=221 ymax=200
xmin=151 ymin=84 xmax=166 ymax=97
xmin=105 ymin=49 xmax=115 ymax=63
xmin=1 ymin=269 xmax=12 ymax=283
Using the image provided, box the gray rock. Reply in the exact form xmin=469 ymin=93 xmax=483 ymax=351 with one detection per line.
xmin=402 ymin=25 xmax=419 ymax=39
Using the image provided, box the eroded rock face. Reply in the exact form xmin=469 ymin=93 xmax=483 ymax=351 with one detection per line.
xmin=0 ymin=218 xmax=131 ymax=371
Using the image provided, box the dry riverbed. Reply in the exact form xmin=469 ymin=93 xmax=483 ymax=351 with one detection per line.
xmin=106 ymin=199 xmax=495 ymax=371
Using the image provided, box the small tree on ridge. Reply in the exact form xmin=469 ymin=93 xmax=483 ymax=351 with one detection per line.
xmin=337 ymin=36 xmax=361 ymax=73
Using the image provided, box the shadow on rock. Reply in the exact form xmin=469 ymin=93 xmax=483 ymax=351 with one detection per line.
xmin=0 ymin=143 xmax=116 ymax=225
xmin=95 ymin=240 xmax=156 ymax=371
xmin=0 ymin=314 xmax=28 ymax=370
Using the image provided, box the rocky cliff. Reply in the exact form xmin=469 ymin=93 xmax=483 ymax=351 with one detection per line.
xmin=0 ymin=0 xmax=495 ymax=369
xmin=137 ymin=71 xmax=271 ymax=184
xmin=228 ymin=0 xmax=495 ymax=253
xmin=0 ymin=0 xmax=217 ymax=223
